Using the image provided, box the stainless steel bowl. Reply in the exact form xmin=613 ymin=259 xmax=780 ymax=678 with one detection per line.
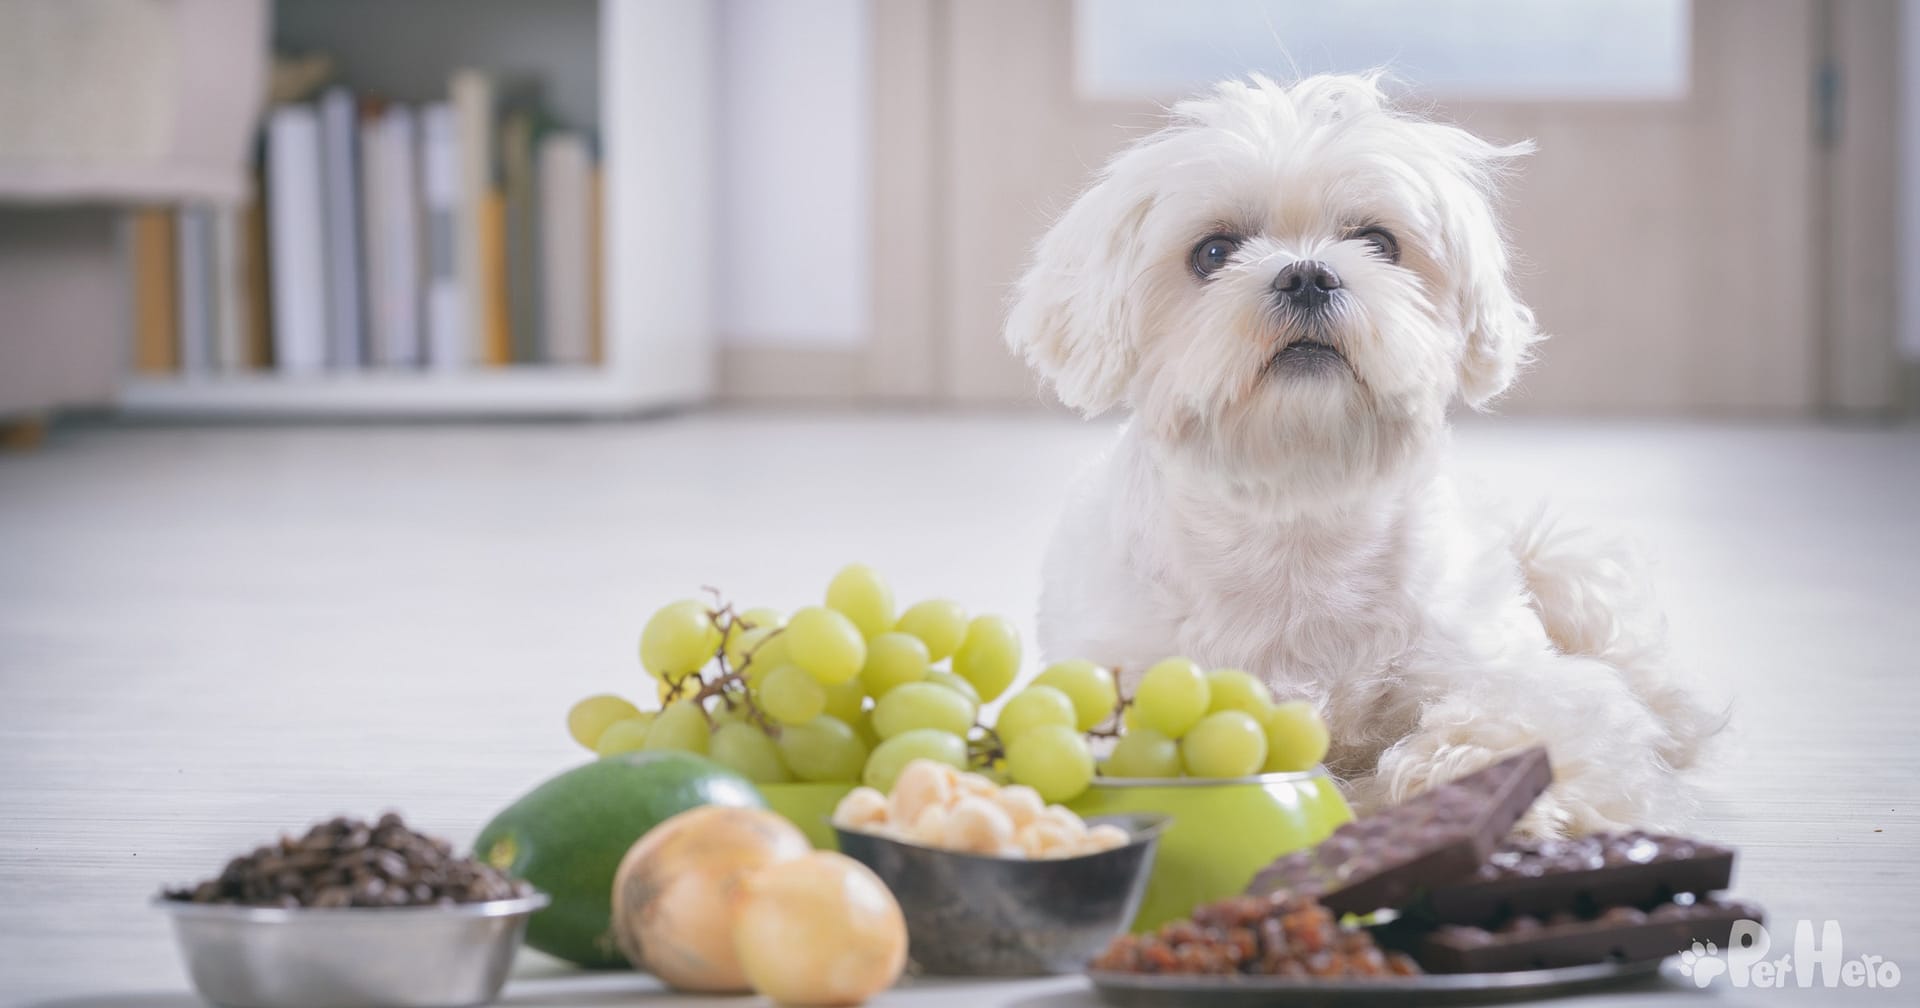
xmin=834 ymin=813 xmax=1165 ymax=977
xmin=154 ymin=894 xmax=547 ymax=1008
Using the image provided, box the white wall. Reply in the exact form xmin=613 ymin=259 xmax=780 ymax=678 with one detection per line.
xmin=715 ymin=0 xmax=872 ymax=349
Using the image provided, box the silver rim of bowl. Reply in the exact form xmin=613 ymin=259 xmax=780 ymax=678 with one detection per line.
xmin=150 ymin=892 xmax=549 ymax=921
xmin=1089 ymin=766 xmax=1329 ymax=789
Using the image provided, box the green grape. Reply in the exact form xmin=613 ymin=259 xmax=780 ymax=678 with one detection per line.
xmin=639 ymin=599 xmax=722 ymax=679
xmin=860 ymin=632 xmax=930 ymax=698
xmin=716 ymin=621 xmax=743 ymax=667
xmin=821 ymin=676 xmax=865 ymax=724
xmin=593 ymin=715 xmax=654 ymax=756
xmin=1206 ymin=668 xmax=1273 ymax=717
xmin=725 ymin=623 xmax=779 ymax=672
xmin=1033 ymin=660 xmax=1119 ymax=731
xmin=785 ymin=606 xmax=867 ymax=686
xmin=642 ymin=700 xmax=711 ymax=755
xmin=777 ymin=715 xmax=869 ymax=782
xmin=1262 ymin=700 xmax=1332 ymax=772
xmin=709 ymin=721 xmax=794 ymax=784
xmin=736 ymin=630 xmax=789 ymax=689
xmin=871 ymin=681 xmax=976 ymax=739
xmin=736 ymin=606 xmax=785 ymax=632
xmin=1134 ymin=657 xmax=1211 ymax=739
xmin=1180 ymin=710 xmax=1269 ymax=778
xmin=994 ymin=685 xmax=1077 ymax=743
xmin=759 ymin=664 xmax=828 ymax=726
xmin=825 ymin=562 xmax=896 ymax=639
xmin=952 ymin=614 xmax=1021 ymax=702
xmin=1005 ymin=724 xmax=1095 ymax=803
xmin=721 ymin=610 xmax=787 ymax=679
xmin=862 ymin=728 xmax=967 ymax=792
xmin=894 ymin=599 xmax=968 ymax=662
xmin=1122 ymin=704 xmax=1142 ymax=732
xmin=567 ymin=693 xmax=643 ymax=750
xmin=707 ymin=697 xmax=752 ymax=725
xmin=924 ymin=669 xmax=982 ymax=715
xmin=1103 ymin=727 xmax=1181 ymax=778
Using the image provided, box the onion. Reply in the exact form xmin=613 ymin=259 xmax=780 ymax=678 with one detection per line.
xmin=611 ymin=806 xmax=811 ymax=992
xmin=732 ymin=851 xmax=907 ymax=1006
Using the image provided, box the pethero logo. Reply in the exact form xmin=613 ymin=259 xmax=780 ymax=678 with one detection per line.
xmin=1675 ymin=919 xmax=1901 ymax=990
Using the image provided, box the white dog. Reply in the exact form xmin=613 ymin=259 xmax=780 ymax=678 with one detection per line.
xmin=1005 ymin=75 xmax=1720 ymax=837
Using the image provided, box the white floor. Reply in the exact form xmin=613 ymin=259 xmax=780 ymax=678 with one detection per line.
xmin=1 ymin=411 xmax=1916 ymax=1007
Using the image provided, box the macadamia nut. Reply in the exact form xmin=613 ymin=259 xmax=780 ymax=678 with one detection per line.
xmin=832 ymin=758 xmax=1132 ymax=860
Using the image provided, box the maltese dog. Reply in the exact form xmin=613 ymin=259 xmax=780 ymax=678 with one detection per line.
xmin=1005 ymin=75 xmax=1719 ymax=836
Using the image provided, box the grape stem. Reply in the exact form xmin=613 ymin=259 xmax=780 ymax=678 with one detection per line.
xmin=1086 ymin=666 xmax=1133 ymax=739
xmin=969 ymin=724 xmax=1008 ymax=765
xmin=672 ymin=593 xmax=783 ymax=738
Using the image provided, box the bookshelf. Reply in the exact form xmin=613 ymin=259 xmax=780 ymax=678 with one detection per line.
xmin=116 ymin=0 xmax=716 ymax=419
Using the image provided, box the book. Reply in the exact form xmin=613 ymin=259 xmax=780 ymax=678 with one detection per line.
xmin=243 ymin=188 xmax=273 ymax=369
xmin=588 ymin=163 xmax=603 ymax=364
xmin=211 ymin=204 xmax=247 ymax=372
xmin=479 ymin=189 xmax=511 ymax=367
xmin=174 ymin=204 xmax=214 ymax=375
xmin=128 ymin=207 xmax=179 ymax=374
xmin=318 ymin=87 xmax=367 ymax=368
xmin=266 ymin=104 xmax=328 ymax=375
xmin=359 ymin=109 xmax=391 ymax=365
xmin=501 ymin=108 xmax=543 ymax=363
xmin=362 ymin=105 xmax=424 ymax=368
xmin=450 ymin=69 xmax=502 ymax=366
xmin=383 ymin=106 xmax=424 ymax=368
xmin=420 ymin=101 xmax=465 ymax=371
xmin=538 ymin=132 xmax=593 ymax=366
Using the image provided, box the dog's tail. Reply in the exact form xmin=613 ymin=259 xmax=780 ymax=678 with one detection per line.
xmin=1511 ymin=504 xmax=1726 ymax=771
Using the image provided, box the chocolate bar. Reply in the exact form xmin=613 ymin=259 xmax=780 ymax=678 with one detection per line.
xmin=1422 ymin=831 xmax=1735 ymax=926
xmin=1247 ymin=747 xmax=1553 ymax=915
xmin=1413 ymin=897 xmax=1763 ymax=973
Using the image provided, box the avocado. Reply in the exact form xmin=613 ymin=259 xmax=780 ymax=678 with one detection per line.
xmin=475 ymin=750 xmax=765 ymax=968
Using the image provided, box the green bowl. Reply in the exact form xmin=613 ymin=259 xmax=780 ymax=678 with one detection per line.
xmin=1066 ymin=768 xmax=1351 ymax=931
xmin=759 ymin=781 xmax=856 ymax=849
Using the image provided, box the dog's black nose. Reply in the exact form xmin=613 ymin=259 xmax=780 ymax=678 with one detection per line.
xmin=1272 ymin=260 xmax=1341 ymax=309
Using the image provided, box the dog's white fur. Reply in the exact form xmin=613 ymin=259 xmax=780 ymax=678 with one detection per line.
xmin=1005 ymin=75 xmax=1720 ymax=836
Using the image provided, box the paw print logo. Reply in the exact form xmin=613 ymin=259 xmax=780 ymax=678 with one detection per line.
xmin=1677 ymin=940 xmax=1725 ymax=988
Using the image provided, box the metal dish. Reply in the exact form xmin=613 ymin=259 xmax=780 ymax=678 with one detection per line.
xmin=154 ymin=894 xmax=547 ymax=1008
xmin=834 ymin=812 xmax=1166 ymax=977
xmin=1086 ymin=957 xmax=1669 ymax=1007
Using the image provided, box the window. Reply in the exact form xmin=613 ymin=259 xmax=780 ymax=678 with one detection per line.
xmin=1074 ymin=0 xmax=1690 ymax=101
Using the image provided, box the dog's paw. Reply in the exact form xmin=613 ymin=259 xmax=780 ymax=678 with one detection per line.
xmin=1366 ymin=738 xmax=1510 ymax=807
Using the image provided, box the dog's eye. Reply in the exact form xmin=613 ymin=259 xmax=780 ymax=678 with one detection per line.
xmin=1189 ymin=235 xmax=1244 ymax=280
xmin=1352 ymin=226 xmax=1400 ymax=263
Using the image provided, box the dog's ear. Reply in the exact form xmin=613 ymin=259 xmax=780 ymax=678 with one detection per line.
xmin=1429 ymin=129 xmax=1544 ymax=410
xmin=1003 ymin=157 xmax=1161 ymax=417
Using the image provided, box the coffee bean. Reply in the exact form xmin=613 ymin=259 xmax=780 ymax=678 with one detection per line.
xmin=161 ymin=813 xmax=532 ymax=909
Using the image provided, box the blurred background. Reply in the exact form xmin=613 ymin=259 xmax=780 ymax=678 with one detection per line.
xmin=0 ymin=0 xmax=1912 ymax=422
xmin=4 ymin=5 xmax=1918 ymax=1002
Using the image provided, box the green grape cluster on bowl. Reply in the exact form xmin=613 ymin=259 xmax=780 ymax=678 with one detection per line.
xmin=565 ymin=564 xmax=1335 ymax=813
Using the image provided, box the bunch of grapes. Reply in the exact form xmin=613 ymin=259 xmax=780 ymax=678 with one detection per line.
xmin=567 ymin=564 xmax=1020 ymax=794
xmin=566 ymin=564 xmax=1332 ymax=804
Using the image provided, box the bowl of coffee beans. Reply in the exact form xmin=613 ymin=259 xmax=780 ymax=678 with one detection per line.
xmin=156 ymin=813 xmax=546 ymax=1008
